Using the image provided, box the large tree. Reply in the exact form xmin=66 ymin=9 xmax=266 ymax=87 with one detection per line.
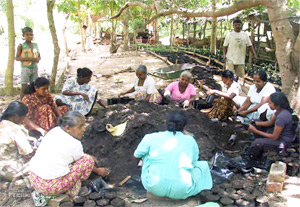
xmin=47 ymin=0 xmax=60 ymax=92
xmin=5 ymin=0 xmax=15 ymax=95
xmin=112 ymin=0 xmax=300 ymax=112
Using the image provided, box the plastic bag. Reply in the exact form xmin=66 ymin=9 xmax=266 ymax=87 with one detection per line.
xmin=210 ymin=166 xmax=234 ymax=184
xmin=88 ymin=177 xmax=112 ymax=194
xmin=210 ymin=152 xmax=233 ymax=184
xmin=210 ymin=152 xmax=231 ymax=168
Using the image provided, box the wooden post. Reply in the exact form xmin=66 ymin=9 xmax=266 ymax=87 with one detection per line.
xmin=193 ymin=21 xmax=197 ymax=39
xmin=257 ymin=22 xmax=261 ymax=57
xmin=202 ymin=19 xmax=207 ymax=41
xmin=248 ymin=20 xmax=255 ymax=72
xmin=170 ymin=15 xmax=174 ymax=46
xmin=187 ymin=23 xmax=190 ymax=47
xmin=77 ymin=0 xmax=85 ymax=52
xmin=210 ymin=0 xmax=217 ymax=54
xmin=182 ymin=22 xmax=185 ymax=39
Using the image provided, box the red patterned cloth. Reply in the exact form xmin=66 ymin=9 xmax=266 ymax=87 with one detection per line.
xmin=22 ymin=92 xmax=69 ymax=131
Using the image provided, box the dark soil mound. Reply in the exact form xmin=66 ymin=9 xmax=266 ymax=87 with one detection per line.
xmin=191 ymin=65 xmax=222 ymax=90
xmin=156 ymin=51 xmax=199 ymax=64
xmin=83 ymin=102 xmax=248 ymax=183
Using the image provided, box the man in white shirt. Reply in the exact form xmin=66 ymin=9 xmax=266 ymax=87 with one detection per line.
xmin=223 ymin=19 xmax=257 ymax=79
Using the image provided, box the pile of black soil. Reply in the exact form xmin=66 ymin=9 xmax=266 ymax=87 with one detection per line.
xmin=83 ymin=102 xmax=248 ymax=184
xmin=191 ymin=65 xmax=222 ymax=90
xmin=154 ymin=51 xmax=222 ymax=90
xmin=156 ymin=51 xmax=199 ymax=64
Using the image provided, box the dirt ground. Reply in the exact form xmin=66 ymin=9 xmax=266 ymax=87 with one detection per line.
xmin=0 ymin=44 xmax=300 ymax=207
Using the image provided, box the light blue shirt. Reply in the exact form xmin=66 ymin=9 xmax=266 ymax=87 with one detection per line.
xmin=134 ymin=131 xmax=213 ymax=199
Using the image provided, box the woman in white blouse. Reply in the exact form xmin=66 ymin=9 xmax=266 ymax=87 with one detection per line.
xmin=119 ymin=65 xmax=162 ymax=104
xmin=237 ymin=70 xmax=276 ymax=123
xmin=29 ymin=111 xmax=109 ymax=206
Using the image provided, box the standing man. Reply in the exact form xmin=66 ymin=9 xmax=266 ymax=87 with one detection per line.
xmin=223 ymin=19 xmax=257 ymax=80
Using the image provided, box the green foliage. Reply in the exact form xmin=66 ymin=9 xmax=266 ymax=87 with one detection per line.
xmin=287 ymin=0 xmax=300 ymax=12
xmin=56 ymin=0 xmax=77 ymax=14
xmin=0 ymin=0 xmax=6 ymax=12
xmin=39 ymin=24 xmax=47 ymax=32
xmin=56 ymin=0 xmax=87 ymax=23
xmin=19 ymin=15 xmax=34 ymax=28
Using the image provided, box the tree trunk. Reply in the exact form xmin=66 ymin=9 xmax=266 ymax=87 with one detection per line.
xmin=78 ymin=0 xmax=85 ymax=52
xmin=122 ymin=8 xmax=129 ymax=51
xmin=47 ymin=0 xmax=60 ymax=92
xmin=248 ymin=20 xmax=255 ymax=71
xmin=182 ymin=22 xmax=185 ymax=39
xmin=187 ymin=23 xmax=190 ymax=46
xmin=154 ymin=15 xmax=159 ymax=43
xmin=202 ymin=20 xmax=207 ymax=40
xmin=264 ymin=22 xmax=271 ymax=49
xmin=110 ymin=19 xmax=116 ymax=46
xmin=193 ymin=22 xmax=197 ymax=39
xmin=198 ymin=25 xmax=202 ymax=39
xmin=133 ymin=30 xmax=137 ymax=44
xmin=210 ymin=0 xmax=217 ymax=54
xmin=257 ymin=22 xmax=261 ymax=57
xmin=62 ymin=13 xmax=70 ymax=57
xmin=219 ymin=21 xmax=223 ymax=49
xmin=291 ymin=31 xmax=300 ymax=112
xmin=210 ymin=18 xmax=217 ymax=54
xmin=266 ymin=0 xmax=299 ymax=111
xmin=170 ymin=15 xmax=174 ymax=46
xmin=5 ymin=0 xmax=15 ymax=96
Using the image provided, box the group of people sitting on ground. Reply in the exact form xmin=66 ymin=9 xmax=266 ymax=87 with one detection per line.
xmin=0 ymin=99 xmax=212 ymax=205
xmin=0 ymin=60 xmax=298 ymax=205
xmin=119 ymin=64 xmax=197 ymax=108
xmin=0 ymin=101 xmax=109 ymax=206
xmin=2 ymin=22 xmax=296 ymax=205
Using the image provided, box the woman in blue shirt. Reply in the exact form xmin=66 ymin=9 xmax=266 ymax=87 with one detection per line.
xmin=134 ymin=111 xmax=212 ymax=199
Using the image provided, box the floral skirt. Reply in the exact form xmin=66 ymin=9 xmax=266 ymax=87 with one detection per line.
xmin=208 ymin=97 xmax=234 ymax=121
xmin=29 ymin=154 xmax=94 ymax=201
xmin=55 ymin=87 xmax=97 ymax=116
xmin=135 ymin=91 xmax=162 ymax=104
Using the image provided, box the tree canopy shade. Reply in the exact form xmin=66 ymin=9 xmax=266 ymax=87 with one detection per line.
xmin=112 ymin=0 xmax=300 ymax=112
